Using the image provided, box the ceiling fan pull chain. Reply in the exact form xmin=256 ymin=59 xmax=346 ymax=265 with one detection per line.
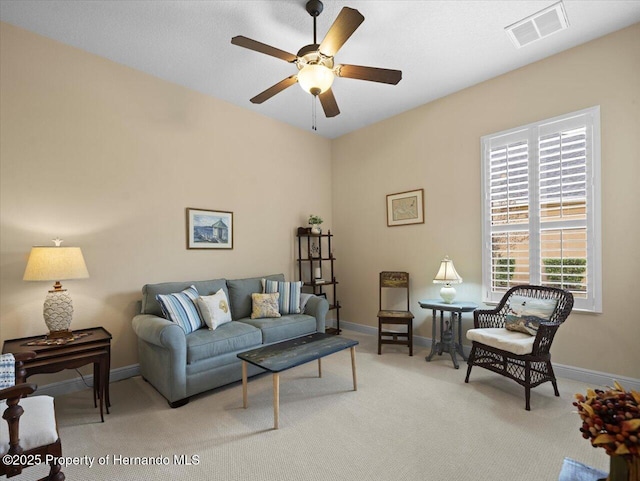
xmin=312 ymin=95 xmax=317 ymax=131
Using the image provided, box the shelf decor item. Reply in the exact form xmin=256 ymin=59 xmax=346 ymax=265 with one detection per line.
xmin=308 ymin=214 xmax=323 ymax=234
xmin=574 ymin=381 xmax=640 ymax=481
xmin=432 ymin=256 xmax=462 ymax=304
xmin=23 ymin=238 xmax=90 ymax=339
xmin=386 ymin=188 xmax=424 ymax=227
xmin=186 ymin=208 xmax=233 ymax=249
xmin=296 ymin=228 xmax=340 ymax=334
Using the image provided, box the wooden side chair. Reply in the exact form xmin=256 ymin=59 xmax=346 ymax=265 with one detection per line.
xmin=0 ymin=351 xmax=65 ymax=480
xmin=377 ymin=271 xmax=414 ymax=356
xmin=464 ymin=285 xmax=574 ymax=410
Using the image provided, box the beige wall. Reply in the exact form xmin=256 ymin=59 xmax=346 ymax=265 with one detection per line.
xmin=332 ymin=23 xmax=640 ymax=379
xmin=1 ymin=21 xmax=638 ymax=385
xmin=0 ymin=23 xmax=332 ymax=383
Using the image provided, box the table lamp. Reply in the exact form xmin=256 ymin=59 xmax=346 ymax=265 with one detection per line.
xmin=433 ymin=255 xmax=462 ymax=304
xmin=23 ymin=239 xmax=89 ymax=339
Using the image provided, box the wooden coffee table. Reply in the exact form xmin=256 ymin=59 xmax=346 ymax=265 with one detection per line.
xmin=237 ymin=333 xmax=358 ymax=429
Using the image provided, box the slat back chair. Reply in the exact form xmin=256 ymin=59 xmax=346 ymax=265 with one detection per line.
xmin=464 ymin=285 xmax=574 ymax=410
xmin=377 ymin=271 xmax=414 ymax=356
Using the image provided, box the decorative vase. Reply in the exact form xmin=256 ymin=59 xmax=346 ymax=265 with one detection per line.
xmin=310 ymin=224 xmax=322 ymax=235
xmin=600 ymin=456 xmax=640 ymax=481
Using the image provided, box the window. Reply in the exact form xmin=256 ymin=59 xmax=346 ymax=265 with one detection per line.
xmin=481 ymin=106 xmax=601 ymax=312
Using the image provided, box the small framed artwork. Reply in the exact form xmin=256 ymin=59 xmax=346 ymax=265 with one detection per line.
xmin=186 ymin=208 xmax=233 ymax=249
xmin=386 ymin=188 xmax=424 ymax=227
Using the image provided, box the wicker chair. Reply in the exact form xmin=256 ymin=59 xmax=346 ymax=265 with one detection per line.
xmin=0 ymin=352 xmax=65 ymax=480
xmin=464 ymin=285 xmax=574 ymax=410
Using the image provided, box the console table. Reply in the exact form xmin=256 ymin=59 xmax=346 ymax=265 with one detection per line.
xmin=418 ymin=299 xmax=478 ymax=369
xmin=2 ymin=327 xmax=112 ymax=422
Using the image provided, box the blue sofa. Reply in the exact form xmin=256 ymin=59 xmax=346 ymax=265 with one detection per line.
xmin=132 ymin=274 xmax=329 ymax=407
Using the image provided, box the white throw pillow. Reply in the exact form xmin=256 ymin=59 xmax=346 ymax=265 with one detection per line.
xmin=196 ymin=289 xmax=232 ymax=330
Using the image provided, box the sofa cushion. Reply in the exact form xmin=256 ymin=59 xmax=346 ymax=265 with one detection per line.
xmin=466 ymin=328 xmax=535 ymax=356
xmin=239 ymin=314 xmax=317 ymax=344
xmin=504 ymin=295 xmax=558 ymax=336
xmin=142 ymin=279 xmax=228 ymax=317
xmin=156 ymin=286 xmax=204 ymax=334
xmin=251 ymin=292 xmax=281 ymax=319
xmin=263 ymin=279 xmax=303 ymax=315
xmin=227 ymin=274 xmax=284 ymax=320
xmin=186 ymin=321 xmax=262 ymax=364
xmin=196 ymin=289 xmax=232 ymax=330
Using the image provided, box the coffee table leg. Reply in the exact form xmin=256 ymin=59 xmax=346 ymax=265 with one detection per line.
xmin=318 ymin=358 xmax=322 ymax=378
xmin=273 ymin=373 xmax=280 ymax=430
xmin=242 ymin=361 xmax=248 ymax=409
xmin=351 ymin=347 xmax=358 ymax=391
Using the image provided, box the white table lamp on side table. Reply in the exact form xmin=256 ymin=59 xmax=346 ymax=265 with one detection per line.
xmin=433 ymin=256 xmax=462 ymax=304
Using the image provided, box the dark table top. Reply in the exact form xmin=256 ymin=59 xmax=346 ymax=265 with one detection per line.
xmin=237 ymin=332 xmax=358 ymax=373
xmin=418 ymin=299 xmax=479 ymax=312
xmin=2 ymin=327 xmax=112 ymax=355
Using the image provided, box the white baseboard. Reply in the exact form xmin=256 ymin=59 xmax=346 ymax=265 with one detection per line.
xmin=37 ymin=322 xmax=639 ymax=396
xmin=335 ymin=319 xmax=640 ymax=391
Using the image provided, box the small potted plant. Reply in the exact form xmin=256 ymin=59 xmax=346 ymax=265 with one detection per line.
xmin=308 ymin=215 xmax=323 ymax=234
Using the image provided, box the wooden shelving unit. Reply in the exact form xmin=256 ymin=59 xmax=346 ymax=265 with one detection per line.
xmin=296 ymin=227 xmax=341 ymax=334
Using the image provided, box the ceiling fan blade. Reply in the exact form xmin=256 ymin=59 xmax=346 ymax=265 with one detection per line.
xmin=231 ymin=36 xmax=297 ymax=63
xmin=319 ymin=88 xmax=340 ymax=118
xmin=250 ymin=75 xmax=298 ymax=104
xmin=337 ymin=64 xmax=402 ymax=85
xmin=318 ymin=7 xmax=364 ymax=57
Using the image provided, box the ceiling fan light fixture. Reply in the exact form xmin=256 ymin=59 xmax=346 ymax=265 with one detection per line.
xmin=297 ymin=64 xmax=334 ymax=96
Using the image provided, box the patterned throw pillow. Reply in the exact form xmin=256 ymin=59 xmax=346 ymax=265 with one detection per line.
xmin=156 ymin=285 xmax=204 ymax=334
xmin=251 ymin=292 xmax=281 ymax=319
xmin=505 ymin=295 xmax=558 ymax=336
xmin=262 ymin=279 xmax=303 ymax=315
xmin=196 ymin=289 xmax=232 ymax=330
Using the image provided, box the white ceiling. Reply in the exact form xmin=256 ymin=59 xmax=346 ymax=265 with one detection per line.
xmin=1 ymin=1 xmax=639 ymax=139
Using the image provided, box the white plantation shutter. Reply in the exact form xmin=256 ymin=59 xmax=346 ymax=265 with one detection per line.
xmin=482 ymin=107 xmax=601 ymax=312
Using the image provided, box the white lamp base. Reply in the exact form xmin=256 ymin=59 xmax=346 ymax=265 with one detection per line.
xmin=43 ymin=289 xmax=74 ymax=335
xmin=439 ymin=285 xmax=457 ymax=304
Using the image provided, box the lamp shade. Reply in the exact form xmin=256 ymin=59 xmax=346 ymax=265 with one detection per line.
xmin=23 ymin=246 xmax=89 ymax=282
xmin=433 ymin=256 xmax=462 ymax=284
xmin=297 ymin=64 xmax=335 ymax=96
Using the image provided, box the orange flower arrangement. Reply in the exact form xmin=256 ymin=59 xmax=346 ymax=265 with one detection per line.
xmin=574 ymin=381 xmax=640 ymax=458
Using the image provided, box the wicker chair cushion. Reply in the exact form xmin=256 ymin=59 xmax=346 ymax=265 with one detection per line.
xmin=504 ymin=295 xmax=558 ymax=336
xmin=466 ymin=328 xmax=535 ymax=356
xmin=0 ymin=396 xmax=58 ymax=455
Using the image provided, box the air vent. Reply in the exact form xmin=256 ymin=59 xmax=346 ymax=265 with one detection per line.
xmin=505 ymin=1 xmax=569 ymax=49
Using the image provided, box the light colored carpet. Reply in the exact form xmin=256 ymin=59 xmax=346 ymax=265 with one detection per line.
xmin=9 ymin=330 xmax=610 ymax=480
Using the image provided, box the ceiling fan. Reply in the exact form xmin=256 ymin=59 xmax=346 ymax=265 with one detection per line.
xmin=231 ymin=0 xmax=402 ymax=120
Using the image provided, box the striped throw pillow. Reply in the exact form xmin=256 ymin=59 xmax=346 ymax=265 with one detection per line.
xmin=263 ymin=279 xmax=303 ymax=315
xmin=156 ymin=285 xmax=204 ymax=334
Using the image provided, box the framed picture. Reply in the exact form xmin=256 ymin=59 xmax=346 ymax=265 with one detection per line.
xmin=186 ymin=208 xmax=233 ymax=249
xmin=386 ymin=189 xmax=424 ymax=227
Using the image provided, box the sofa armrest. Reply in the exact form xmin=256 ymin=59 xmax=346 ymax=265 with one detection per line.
xmin=304 ymin=296 xmax=329 ymax=333
xmin=132 ymin=314 xmax=186 ymax=351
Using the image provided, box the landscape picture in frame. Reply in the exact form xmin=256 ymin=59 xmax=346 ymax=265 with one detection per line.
xmin=186 ymin=208 xmax=233 ymax=249
xmin=386 ymin=189 xmax=424 ymax=226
